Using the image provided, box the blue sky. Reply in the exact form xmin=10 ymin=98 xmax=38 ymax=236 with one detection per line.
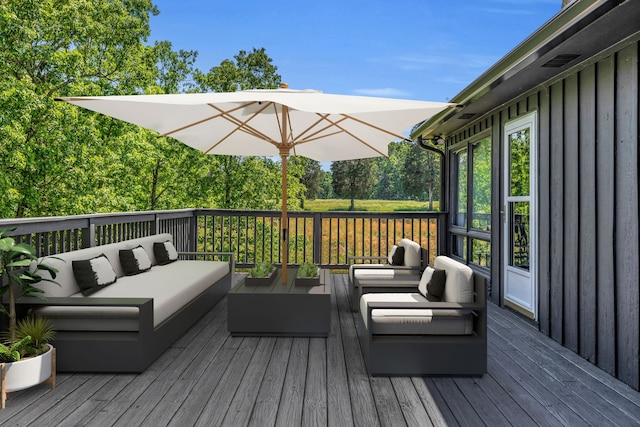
xmin=149 ymin=0 xmax=562 ymax=102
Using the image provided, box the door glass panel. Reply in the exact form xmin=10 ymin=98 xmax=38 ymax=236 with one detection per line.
xmin=454 ymin=149 xmax=467 ymax=227
xmin=472 ymin=137 xmax=491 ymax=231
xmin=509 ymin=202 xmax=530 ymax=270
xmin=509 ymin=128 xmax=530 ymax=197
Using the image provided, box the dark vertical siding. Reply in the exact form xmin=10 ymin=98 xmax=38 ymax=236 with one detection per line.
xmin=596 ymin=55 xmax=617 ymax=377
xmin=449 ymin=40 xmax=640 ymax=390
xmin=614 ymin=44 xmax=639 ymax=390
xmin=549 ymin=80 xmax=565 ymax=343
xmin=538 ymin=88 xmax=552 ymax=336
xmin=563 ymin=74 xmax=580 ymax=353
xmin=578 ymin=64 xmax=597 ymax=364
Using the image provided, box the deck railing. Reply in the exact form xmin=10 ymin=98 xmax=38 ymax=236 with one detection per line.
xmin=0 ymin=208 xmax=445 ymax=269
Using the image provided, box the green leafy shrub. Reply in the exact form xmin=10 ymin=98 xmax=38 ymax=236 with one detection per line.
xmin=250 ymin=261 xmax=274 ymax=278
xmin=297 ymin=262 xmax=319 ymax=278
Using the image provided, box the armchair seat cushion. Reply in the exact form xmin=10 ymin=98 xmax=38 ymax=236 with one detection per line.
xmin=360 ymin=293 xmax=473 ymax=335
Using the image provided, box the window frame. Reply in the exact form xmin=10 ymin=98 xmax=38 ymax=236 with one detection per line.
xmin=449 ymin=131 xmax=492 ymax=270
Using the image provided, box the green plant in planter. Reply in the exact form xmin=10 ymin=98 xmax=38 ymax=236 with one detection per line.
xmin=250 ymin=261 xmax=274 ymax=278
xmin=297 ymin=262 xmax=319 ymax=278
xmin=0 ymin=227 xmax=60 ymax=346
xmin=14 ymin=316 xmax=55 ymax=358
xmin=0 ymin=336 xmax=31 ymax=363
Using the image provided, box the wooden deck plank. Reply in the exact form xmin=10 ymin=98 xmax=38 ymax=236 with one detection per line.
xmin=390 ymin=377 xmax=433 ymax=427
xmin=222 ymin=337 xmax=277 ymax=427
xmin=2 ymin=274 xmax=639 ymax=427
xmin=451 ymin=377 xmax=512 ymax=426
xmin=326 ymin=276 xmax=355 ymax=427
xmin=194 ymin=337 xmax=261 ymax=426
xmin=369 ymin=377 xmax=406 ymax=427
xmin=410 ymin=378 xmax=456 ymax=427
xmin=247 ymin=338 xmax=292 ymax=427
xmin=490 ymin=305 xmax=640 ymax=424
xmin=334 ymin=275 xmax=381 ymax=427
xmin=430 ymin=378 xmax=481 ymax=425
xmin=302 ymin=337 xmax=328 ymax=427
xmin=274 ymin=338 xmax=309 ymax=427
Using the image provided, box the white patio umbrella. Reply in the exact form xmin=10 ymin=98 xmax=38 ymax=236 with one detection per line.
xmin=57 ymin=85 xmax=452 ymax=283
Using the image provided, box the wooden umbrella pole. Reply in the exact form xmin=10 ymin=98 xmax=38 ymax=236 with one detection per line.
xmin=280 ymin=103 xmax=290 ymax=284
xmin=281 ymin=151 xmax=288 ymax=284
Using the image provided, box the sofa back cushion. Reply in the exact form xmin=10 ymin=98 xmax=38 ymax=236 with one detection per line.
xmin=33 ymin=233 xmax=173 ymax=297
xmin=434 ymin=256 xmax=474 ymax=303
xmin=399 ymin=239 xmax=421 ymax=267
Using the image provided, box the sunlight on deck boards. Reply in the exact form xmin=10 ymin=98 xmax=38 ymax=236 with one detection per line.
xmin=1 ymin=274 xmax=639 ymax=426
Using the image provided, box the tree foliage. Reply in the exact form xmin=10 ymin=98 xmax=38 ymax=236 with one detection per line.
xmin=331 ymin=159 xmax=378 ymax=210
xmin=0 ymin=2 xmax=446 ymax=219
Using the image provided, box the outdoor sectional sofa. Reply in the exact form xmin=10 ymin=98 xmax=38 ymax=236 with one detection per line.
xmin=25 ymin=233 xmax=234 ymax=373
xmin=348 ymin=238 xmax=426 ymax=311
xmin=356 ymin=255 xmax=487 ymax=376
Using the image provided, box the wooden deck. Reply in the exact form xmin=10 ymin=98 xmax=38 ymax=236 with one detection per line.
xmin=2 ymin=274 xmax=640 ymax=426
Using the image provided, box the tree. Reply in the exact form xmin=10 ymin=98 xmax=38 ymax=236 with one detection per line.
xmin=402 ymin=142 xmax=441 ymax=210
xmin=191 ymin=47 xmax=308 ymax=211
xmin=192 ymin=47 xmax=280 ymax=92
xmin=317 ymin=171 xmax=335 ymax=199
xmin=373 ymin=142 xmax=411 ymax=200
xmin=290 ymin=157 xmax=322 ymax=208
xmin=0 ymin=0 xmax=159 ymax=217
xmin=331 ymin=159 xmax=378 ymax=210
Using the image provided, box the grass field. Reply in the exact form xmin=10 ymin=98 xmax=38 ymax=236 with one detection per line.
xmin=303 ymin=199 xmax=440 ymax=212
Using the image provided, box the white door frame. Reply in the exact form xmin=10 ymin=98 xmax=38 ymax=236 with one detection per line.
xmin=503 ymin=112 xmax=538 ymax=319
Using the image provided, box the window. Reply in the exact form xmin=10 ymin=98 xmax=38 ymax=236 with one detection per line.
xmin=450 ymin=135 xmax=492 ymax=269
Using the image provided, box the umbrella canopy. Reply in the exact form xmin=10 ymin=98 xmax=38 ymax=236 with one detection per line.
xmin=57 ymin=86 xmax=453 ymax=282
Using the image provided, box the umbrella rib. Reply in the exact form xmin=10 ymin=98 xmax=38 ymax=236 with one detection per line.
xmin=320 ymin=115 xmax=391 ymax=157
xmin=341 ymin=113 xmax=407 ymax=141
xmin=208 ymin=102 xmax=279 ymax=143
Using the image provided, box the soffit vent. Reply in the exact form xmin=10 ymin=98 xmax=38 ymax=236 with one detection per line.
xmin=458 ymin=113 xmax=476 ymax=120
xmin=541 ymin=54 xmax=580 ymax=68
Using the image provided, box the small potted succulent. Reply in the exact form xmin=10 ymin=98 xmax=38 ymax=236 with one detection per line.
xmin=295 ymin=262 xmax=320 ymax=287
xmin=246 ymin=261 xmax=277 ymax=286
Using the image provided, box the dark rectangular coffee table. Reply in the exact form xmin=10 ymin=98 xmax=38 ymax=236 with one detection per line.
xmin=228 ymin=268 xmax=331 ymax=337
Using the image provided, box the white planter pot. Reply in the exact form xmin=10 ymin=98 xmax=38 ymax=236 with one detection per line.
xmin=1 ymin=344 xmax=55 ymax=409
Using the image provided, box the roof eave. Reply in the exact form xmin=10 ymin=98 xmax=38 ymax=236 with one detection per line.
xmin=411 ymin=0 xmax=619 ymax=140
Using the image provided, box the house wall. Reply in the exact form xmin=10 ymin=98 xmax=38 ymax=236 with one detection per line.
xmin=446 ymin=39 xmax=639 ymax=390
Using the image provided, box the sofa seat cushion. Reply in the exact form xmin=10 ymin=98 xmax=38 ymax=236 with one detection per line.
xmin=360 ymin=293 xmax=473 ymax=335
xmin=34 ymin=260 xmax=229 ymax=331
xmin=351 ymin=265 xmax=417 ymax=283
xmin=348 ymin=263 xmax=385 ymax=283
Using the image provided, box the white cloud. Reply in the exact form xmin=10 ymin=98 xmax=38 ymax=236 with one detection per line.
xmin=351 ymin=88 xmax=412 ymax=97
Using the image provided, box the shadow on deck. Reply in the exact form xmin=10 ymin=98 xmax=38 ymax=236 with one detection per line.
xmin=2 ymin=274 xmax=640 ymax=426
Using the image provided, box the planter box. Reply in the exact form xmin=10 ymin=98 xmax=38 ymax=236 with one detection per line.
xmin=295 ymin=276 xmax=320 ymax=287
xmin=245 ymin=268 xmax=277 ymax=286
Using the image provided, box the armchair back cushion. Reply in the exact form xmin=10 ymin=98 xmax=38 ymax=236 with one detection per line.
xmin=399 ymin=238 xmax=421 ymax=267
xmin=434 ymin=255 xmax=474 ymax=303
